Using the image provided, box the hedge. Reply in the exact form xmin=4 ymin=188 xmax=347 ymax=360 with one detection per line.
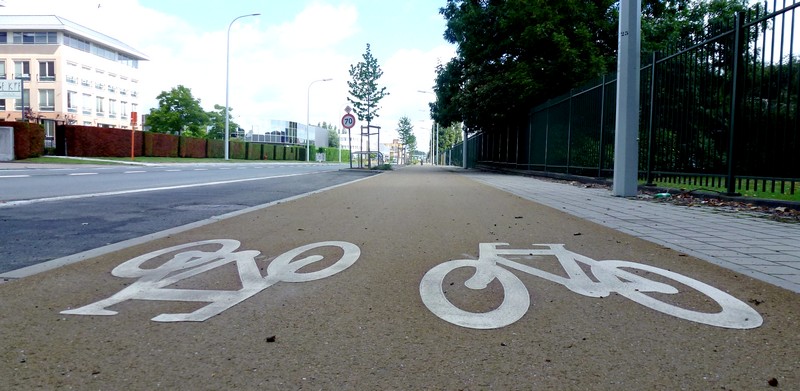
xmin=0 ymin=121 xmax=45 ymax=159
xmin=180 ymin=136 xmax=206 ymax=158
xmin=57 ymin=125 xmax=143 ymax=157
xmin=144 ymin=132 xmax=178 ymax=157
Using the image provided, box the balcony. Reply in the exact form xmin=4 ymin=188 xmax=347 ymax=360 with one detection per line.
xmin=38 ymin=75 xmax=56 ymax=82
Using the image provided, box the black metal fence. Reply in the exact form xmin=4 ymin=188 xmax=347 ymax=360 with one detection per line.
xmin=446 ymin=1 xmax=799 ymax=195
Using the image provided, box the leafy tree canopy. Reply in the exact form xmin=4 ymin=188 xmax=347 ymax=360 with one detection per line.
xmin=206 ymin=104 xmax=240 ymax=140
xmin=147 ymin=85 xmax=209 ymax=138
xmin=347 ymin=43 xmax=389 ymax=125
xmin=432 ymin=0 xmax=750 ymax=134
xmin=396 ymin=116 xmax=415 ymax=148
xmin=318 ymin=122 xmax=342 ymax=148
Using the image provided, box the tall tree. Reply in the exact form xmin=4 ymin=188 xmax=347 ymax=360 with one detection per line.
xmin=396 ymin=116 xmax=415 ymax=163
xmin=433 ymin=0 xmax=617 ymax=133
xmin=146 ymin=85 xmax=208 ymax=137
xmin=431 ymin=0 xmax=750 ymax=135
xmin=318 ymin=122 xmax=341 ymax=148
xmin=206 ymin=104 xmax=240 ymax=140
xmin=347 ymin=43 xmax=389 ymax=125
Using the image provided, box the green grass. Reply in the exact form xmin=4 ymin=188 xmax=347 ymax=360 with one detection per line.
xmin=19 ymin=157 xmax=125 ymax=165
xmin=102 ymin=157 xmax=262 ymax=164
xmin=18 ymin=156 xmax=311 ymax=165
xmin=642 ymin=180 xmax=800 ymax=202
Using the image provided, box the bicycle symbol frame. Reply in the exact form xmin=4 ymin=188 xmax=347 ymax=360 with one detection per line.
xmin=419 ymin=243 xmax=763 ymax=330
xmin=61 ymin=240 xmax=360 ymax=322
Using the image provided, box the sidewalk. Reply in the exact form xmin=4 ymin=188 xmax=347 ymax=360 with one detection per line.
xmin=461 ymin=169 xmax=800 ymax=293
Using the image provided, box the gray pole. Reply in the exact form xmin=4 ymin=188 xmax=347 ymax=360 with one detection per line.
xmin=225 ymin=13 xmax=260 ymax=161
xmin=462 ymin=127 xmax=467 ymax=169
xmin=612 ymin=0 xmax=641 ymax=197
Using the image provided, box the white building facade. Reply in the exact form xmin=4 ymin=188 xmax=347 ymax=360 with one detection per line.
xmin=0 ymin=15 xmax=148 ymax=147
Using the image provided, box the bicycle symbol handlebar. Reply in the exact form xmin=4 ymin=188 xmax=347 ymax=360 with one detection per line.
xmin=420 ymin=243 xmax=762 ymax=330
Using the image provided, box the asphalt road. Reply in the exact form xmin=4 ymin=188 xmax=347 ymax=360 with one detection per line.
xmin=0 ymin=163 xmax=374 ymax=273
xmin=0 ymin=163 xmax=346 ymax=202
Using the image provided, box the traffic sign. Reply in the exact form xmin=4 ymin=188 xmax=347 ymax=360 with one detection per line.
xmin=341 ymin=113 xmax=356 ymax=129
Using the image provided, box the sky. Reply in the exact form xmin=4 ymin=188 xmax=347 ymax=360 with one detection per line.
xmin=2 ymin=0 xmax=456 ymax=152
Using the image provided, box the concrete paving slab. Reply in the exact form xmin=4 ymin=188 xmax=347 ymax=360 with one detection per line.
xmin=0 ymin=166 xmax=797 ymax=390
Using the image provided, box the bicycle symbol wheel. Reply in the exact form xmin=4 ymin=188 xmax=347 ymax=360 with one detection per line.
xmin=419 ymin=259 xmax=530 ymax=329
xmin=590 ymin=260 xmax=763 ymax=329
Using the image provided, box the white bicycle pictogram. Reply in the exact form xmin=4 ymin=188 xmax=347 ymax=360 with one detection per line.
xmin=61 ymin=240 xmax=360 ymax=322
xmin=419 ymin=243 xmax=763 ymax=330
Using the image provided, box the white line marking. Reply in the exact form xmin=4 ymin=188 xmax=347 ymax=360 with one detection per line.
xmin=193 ymin=169 xmax=208 ymax=171
xmin=69 ymin=173 xmax=99 ymax=176
xmin=0 ymin=171 xmax=325 ymax=208
xmin=165 ymin=169 xmax=181 ymax=172
xmin=0 ymin=172 xmax=381 ymax=279
xmin=124 ymin=171 xmax=146 ymax=174
xmin=0 ymin=175 xmax=30 ymax=178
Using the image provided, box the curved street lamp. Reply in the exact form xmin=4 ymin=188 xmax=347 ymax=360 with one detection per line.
xmin=307 ymin=78 xmax=332 ymax=162
xmin=225 ymin=13 xmax=260 ymax=160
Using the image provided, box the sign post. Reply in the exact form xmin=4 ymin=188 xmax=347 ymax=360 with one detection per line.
xmin=130 ymin=111 xmax=138 ymax=160
xmin=341 ymin=109 xmax=355 ymax=168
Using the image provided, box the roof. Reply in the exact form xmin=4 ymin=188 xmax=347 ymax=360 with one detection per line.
xmin=0 ymin=15 xmax=148 ymax=60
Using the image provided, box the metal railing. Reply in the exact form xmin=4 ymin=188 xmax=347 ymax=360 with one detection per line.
xmin=447 ymin=1 xmax=799 ymax=195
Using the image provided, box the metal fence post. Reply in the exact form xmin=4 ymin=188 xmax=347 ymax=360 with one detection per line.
xmin=726 ymin=12 xmax=745 ymax=195
xmin=645 ymin=51 xmax=658 ymax=186
xmin=598 ymin=75 xmax=607 ymax=177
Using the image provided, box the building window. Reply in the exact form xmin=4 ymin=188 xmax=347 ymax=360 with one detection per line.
xmin=38 ymin=89 xmax=56 ymax=111
xmin=67 ymin=91 xmax=78 ymax=112
xmin=13 ymin=32 xmax=57 ymax=44
xmin=0 ymin=61 xmax=5 ymax=79
xmin=109 ymin=99 xmax=117 ymax=118
xmin=121 ymin=101 xmax=128 ymax=118
xmin=38 ymin=60 xmax=55 ymax=81
xmin=96 ymin=96 xmax=105 ymax=115
xmin=82 ymin=93 xmax=92 ymax=114
xmin=15 ymin=90 xmax=30 ymax=111
xmin=0 ymin=99 xmax=5 ymax=110
xmin=0 ymin=32 xmax=6 ymax=44
xmin=15 ymin=61 xmax=30 ymax=80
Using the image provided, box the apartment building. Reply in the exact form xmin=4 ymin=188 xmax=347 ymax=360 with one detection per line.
xmin=0 ymin=15 xmax=148 ymax=146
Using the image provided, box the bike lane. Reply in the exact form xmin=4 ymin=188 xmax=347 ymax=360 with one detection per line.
xmin=1 ymin=166 xmax=797 ymax=390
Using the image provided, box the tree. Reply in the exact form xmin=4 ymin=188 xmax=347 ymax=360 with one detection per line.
xmin=206 ymin=104 xmax=240 ymax=140
xmin=347 ymin=43 xmax=389 ymax=125
xmin=433 ymin=0 xmax=617 ymax=133
xmin=146 ymin=85 xmax=209 ymax=137
xmin=396 ymin=116 xmax=415 ymax=163
xmin=318 ymin=122 xmax=341 ymax=148
xmin=431 ymin=0 xmax=750 ymax=135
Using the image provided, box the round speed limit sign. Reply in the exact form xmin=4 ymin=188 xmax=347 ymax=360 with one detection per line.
xmin=341 ymin=113 xmax=356 ymax=129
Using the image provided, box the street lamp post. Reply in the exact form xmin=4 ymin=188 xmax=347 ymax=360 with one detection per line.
xmin=225 ymin=13 xmax=260 ymax=160
xmin=417 ymin=90 xmax=438 ymax=165
xmin=307 ymin=78 xmax=332 ymax=162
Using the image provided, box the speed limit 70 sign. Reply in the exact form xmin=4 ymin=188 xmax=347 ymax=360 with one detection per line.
xmin=341 ymin=113 xmax=356 ymax=129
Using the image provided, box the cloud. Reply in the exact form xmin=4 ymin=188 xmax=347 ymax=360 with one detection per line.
xmin=7 ymin=0 xmax=456 ymax=151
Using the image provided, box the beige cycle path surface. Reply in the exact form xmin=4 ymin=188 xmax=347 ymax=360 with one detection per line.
xmin=1 ymin=165 xmax=798 ymax=390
